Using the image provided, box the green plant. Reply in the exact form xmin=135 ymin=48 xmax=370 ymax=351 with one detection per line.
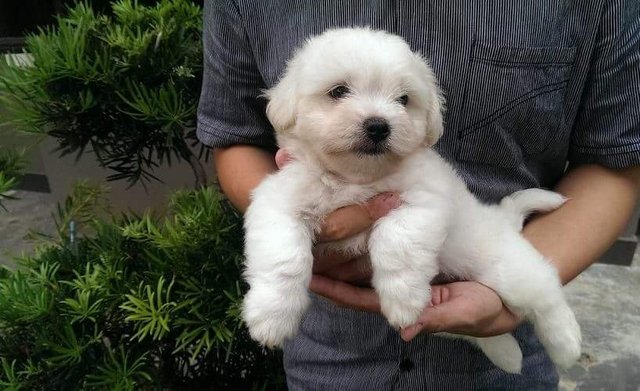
xmin=0 ymin=186 xmax=286 ymax=390
xmin=0 ymin=0 xmax=207 ymax=188
xmin=0 ymin=147 xmax=27 ymax=210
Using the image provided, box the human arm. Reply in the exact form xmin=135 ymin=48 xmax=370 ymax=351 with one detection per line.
xmin=214 ymin=146 xmax=277 ymax=212
xmin=525 ymin=164 xmax=640 ymax=284
xmin=197 ymin=0 xmax=280 ymax=205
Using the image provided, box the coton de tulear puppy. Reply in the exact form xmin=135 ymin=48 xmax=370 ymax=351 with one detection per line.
xmin=242 ymin=28 xmax=581 ymax=373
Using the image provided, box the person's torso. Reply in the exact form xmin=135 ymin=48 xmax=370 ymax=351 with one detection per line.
xmin=235 ymin=0 xmax=606 ymax=202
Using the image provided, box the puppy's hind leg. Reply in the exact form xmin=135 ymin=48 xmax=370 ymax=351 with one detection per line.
xmin=479 ymin=240 xmax=581 ymax=368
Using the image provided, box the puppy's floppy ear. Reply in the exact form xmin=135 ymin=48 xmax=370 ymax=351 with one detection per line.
xmin=412 ymin=53 xmax=445 ymax=147
xmin=264 ymin=70 xmax=298 ymax=133
xmin=424 ymin=90 xmax=444 ymax=147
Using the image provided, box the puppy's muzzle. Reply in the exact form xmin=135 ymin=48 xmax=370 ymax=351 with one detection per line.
xmin=364 ymin=117 xmax=390 ymax=143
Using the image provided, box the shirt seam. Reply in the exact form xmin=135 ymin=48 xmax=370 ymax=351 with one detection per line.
xmin=198 ymin=118 xmax=261 ymax=141
xmin=571 ymin=143 xmax=640 ymax=156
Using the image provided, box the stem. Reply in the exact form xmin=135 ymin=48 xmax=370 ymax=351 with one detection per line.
xmin=178 ymin=144 xmax=207 ymax=189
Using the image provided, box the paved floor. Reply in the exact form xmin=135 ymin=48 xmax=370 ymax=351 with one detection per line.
xmin=0 ymin=190 xmax=56 ymax=269
xmin=559 ymin=258 xmax=640 ymax=391
xmin=1 ymin=190 xmax=639 ymax=390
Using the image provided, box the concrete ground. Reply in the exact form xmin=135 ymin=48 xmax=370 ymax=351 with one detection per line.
xmin=0 ymin=190 xmax=56 ymax=268
xmin=1 ymin=190 xmax=639 ymax=390
xmin=559 ymin=257 xmax=640 ymax=391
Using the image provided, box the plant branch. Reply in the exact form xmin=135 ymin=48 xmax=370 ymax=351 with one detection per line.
xmin=178 ymin=144 xmax=207 ymax=189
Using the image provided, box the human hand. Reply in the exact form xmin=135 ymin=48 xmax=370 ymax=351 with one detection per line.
xmin=310 ymin=277 xmax=521 ymax=337
xmin=400 ymin=281 xmax=522 ymax=339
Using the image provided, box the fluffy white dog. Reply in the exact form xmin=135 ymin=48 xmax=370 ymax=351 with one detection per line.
xmin=242 ymin=28 xmax=581 ymax=373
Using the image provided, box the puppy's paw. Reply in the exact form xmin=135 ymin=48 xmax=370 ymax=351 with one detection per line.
xmin=545 ymin=315 xmax=582 ymax=368
xmin=536 ymin=306 xmax=582 ymax=368
xmin=379 ymin=284 xmax=430 ymax=329
xmin=383 ymin=302 xmax=424 ymax=329
xmin=242 ymin=287 xmax=310 ymax=348
xmin=245 ymin=311 xmax=300 ymax=348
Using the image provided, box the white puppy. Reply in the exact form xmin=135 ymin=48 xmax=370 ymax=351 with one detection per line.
xmin=242 ymin=28 xmax=581 ymax=373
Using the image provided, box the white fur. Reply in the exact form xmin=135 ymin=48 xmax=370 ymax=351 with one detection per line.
xmin=242 ymin=28 xmax=581 ymax=373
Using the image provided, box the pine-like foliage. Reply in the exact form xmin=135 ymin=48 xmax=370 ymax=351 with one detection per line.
xmin=0 ymin=0 xmax=207 ymax=187
xmin=0 ymin=148 xmax=26 ymax=210
xmin=0 ymin=186 xmax=286 ymax=390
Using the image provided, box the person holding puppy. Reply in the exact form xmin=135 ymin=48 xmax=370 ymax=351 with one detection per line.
xmin=198 ymin=1 xmax=640 ymax=390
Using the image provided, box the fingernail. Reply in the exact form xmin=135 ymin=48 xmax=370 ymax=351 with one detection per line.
xmin=275 ymin=149 xmax=293 ymax=168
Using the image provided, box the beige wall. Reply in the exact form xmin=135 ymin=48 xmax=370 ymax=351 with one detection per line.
xmin=39 ymin=137 xmax=214 ymax=214
xmin=1 ymin=53 xmax=215 ymax=214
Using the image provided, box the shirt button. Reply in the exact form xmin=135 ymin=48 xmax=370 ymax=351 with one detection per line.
xmin=399 ymin=358 xmax=414 ymax=372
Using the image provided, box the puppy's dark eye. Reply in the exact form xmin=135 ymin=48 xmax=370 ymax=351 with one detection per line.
xmin=329 ymin=85 xmax=350 ymax=99
xmin=397 ymin=95 xmax=409 ymax=106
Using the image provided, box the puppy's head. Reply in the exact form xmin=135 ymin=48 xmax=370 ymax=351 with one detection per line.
xmin=265 ymin=28 xmax=444 ymax=183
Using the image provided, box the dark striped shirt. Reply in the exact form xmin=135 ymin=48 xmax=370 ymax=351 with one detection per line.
xmin=197 ymin=1 xmax=640 ymax=389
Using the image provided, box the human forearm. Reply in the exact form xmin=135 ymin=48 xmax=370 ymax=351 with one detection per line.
xmin=213 ymin=145 xmax=277 ymax=212
xmin=524 ymin=164 xmax=640 ymax=284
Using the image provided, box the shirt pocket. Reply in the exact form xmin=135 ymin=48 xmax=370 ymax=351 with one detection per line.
xmin=455 ymin=42 xmax=576 ymax=168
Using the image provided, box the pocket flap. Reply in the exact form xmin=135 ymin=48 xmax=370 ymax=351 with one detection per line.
xmin=472 ymin=43 xmax=577 ymax=66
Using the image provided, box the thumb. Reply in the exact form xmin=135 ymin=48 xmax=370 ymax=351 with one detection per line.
xmin=400 ymin=300 xmax=464 ymax=341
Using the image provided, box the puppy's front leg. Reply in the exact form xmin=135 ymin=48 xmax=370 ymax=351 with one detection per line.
xmin=369 ymin=200 xmax=446 ymax=329
xmin=242 ymin=174 xmax=314 ymax=348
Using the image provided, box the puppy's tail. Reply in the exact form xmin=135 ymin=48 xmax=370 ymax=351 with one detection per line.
xmin=473 ymin=334 xmax=524 ymax=374
xmin=439 ymin=333 xmax=523 ymax=374
xmin=500 ymin=189 xmax=567 ymax=231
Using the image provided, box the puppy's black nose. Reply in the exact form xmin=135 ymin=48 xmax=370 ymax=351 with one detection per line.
xmin=364 ymin=117 xmax=390 ymax=143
